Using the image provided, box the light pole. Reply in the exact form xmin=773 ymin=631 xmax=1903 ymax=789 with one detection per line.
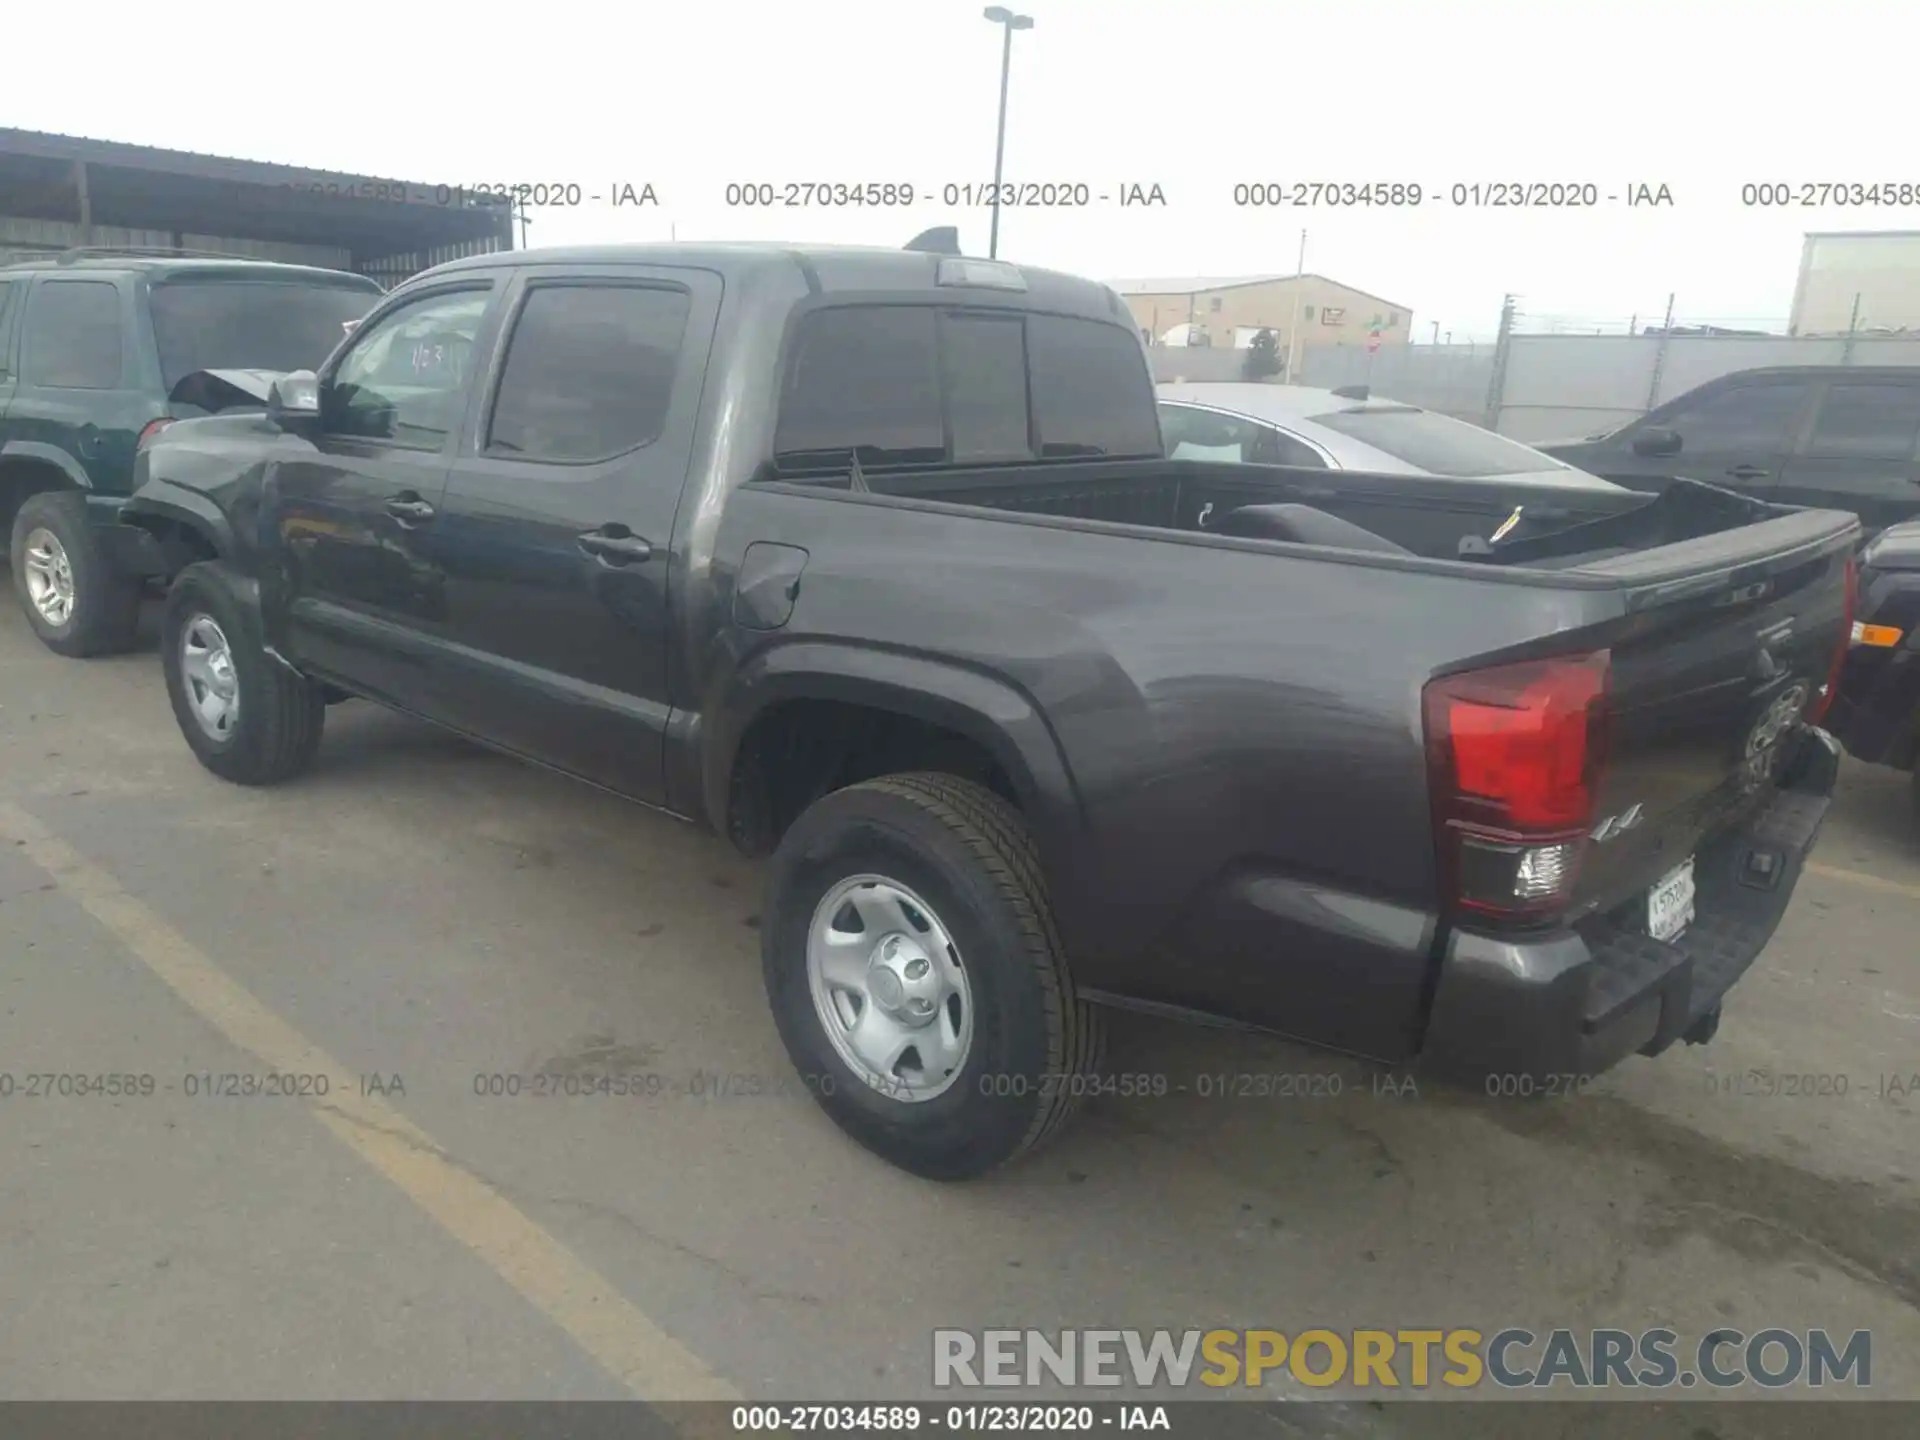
xmin=982 ymin=6 xmax=1034 ymax=259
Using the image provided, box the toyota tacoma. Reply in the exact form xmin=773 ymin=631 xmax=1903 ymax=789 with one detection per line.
xmin=115 ymin=237 xmax=1857 ymax=1179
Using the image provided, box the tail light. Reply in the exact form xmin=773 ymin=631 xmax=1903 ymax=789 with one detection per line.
xmin=137 ymin=418 xmax=175 ymax=450
xmin=1424 ymin=651 xmax=1611 ymax=920
xmin=1806 ymin=552 xmax=1857 ymax=726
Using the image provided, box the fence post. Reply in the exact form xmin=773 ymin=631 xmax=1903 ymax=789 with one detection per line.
xmin=1841 ymin=292 xmax=1862 ymax=365
xmin=1644 ymin=292 xmax=1676 ymax=412
xmin=1482 ymin=295 xmax=1517 ymax=431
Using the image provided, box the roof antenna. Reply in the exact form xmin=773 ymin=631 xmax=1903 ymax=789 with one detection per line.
xmin=904 ymin=226 xmax=962 ymax=256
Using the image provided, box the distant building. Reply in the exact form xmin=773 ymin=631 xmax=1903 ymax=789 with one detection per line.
xmin=1789 ymin=231 xmax=1920 ymax=336
xmin=1108 ymin=273 xmax=1414 ymax=362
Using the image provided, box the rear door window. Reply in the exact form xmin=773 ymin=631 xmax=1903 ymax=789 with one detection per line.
xmin=1160 ymin=403 xmax=1329 ymax=468
xmin=23 ymin=280 xmax=123 ymax=389
xmin=486 ymin=283 xmax=691 ymax=461
xmin=1803 ymin=381 xmax=1920 ymax=460
xmin=148 ymin=279 xmax=380 ymax=390
xmin=1160 ymin=403 xmax=1267 ymax=462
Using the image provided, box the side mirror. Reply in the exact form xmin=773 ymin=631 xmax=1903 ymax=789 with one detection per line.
xmin=1632 ymin=426 xmax=1682 ymax=458
xmin=266 ymin=370 xmax=322 ymax=433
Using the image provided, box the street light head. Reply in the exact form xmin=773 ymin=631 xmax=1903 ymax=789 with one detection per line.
xmin=1011 ymin=14 xmax=1033 ymax=27
xmin=983 ymin=6 xmax=1012 ymax=20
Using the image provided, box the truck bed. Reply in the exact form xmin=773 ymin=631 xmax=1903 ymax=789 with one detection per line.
xmin=772 ymin=456 xmax=1779 ymax=572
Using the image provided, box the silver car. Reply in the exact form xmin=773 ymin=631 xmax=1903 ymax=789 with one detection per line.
xmin=1157 ymin=382 xmax=1623 ymax=491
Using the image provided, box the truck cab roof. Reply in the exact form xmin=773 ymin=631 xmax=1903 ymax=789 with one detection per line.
xmin=415 ymin=242 xmax=1137 ymax=324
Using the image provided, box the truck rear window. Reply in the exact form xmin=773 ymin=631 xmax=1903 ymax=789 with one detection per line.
xmin=1313 ymin=405 xmax=1577 ymax=478
xmin=775 ymin=304 xmax=1159 ymax=468
xmin=149 ymin=280 xmax=380 ymax=390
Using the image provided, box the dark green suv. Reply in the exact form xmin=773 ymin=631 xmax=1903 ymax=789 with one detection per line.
xmin=0 ymin=251 xmax=383 ymax=655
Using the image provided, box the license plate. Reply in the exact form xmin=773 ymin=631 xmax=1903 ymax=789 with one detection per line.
xmin=1648 ymin=857 xmax=1696 ymax=943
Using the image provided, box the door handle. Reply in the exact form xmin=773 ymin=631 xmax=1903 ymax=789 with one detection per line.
xmin=577 ymin=530 xmax=654 ymax=565
xmin=1726 ymin=465 xmax=1769 ymax=480
xmin=384 ymin=495 xmax=437 ymax=524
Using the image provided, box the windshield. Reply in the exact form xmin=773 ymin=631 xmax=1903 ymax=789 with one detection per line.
xmin=1312 ymin=405 xmax=1596 ymax=480
xmin=149 ymin=279 xmax=379 ymax=390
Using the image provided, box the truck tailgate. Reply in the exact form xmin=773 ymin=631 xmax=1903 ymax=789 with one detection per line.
xmin=1563 ymin=509 xmax=1857 ymax=925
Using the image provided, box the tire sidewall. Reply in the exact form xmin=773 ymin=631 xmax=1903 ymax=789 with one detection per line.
xmin=764 ymin=786 xmax=1059 ymax=1177
xmin=9 ymin=491 xmax=113 ymax=651
xmin=161 ymin=569 xmax=274 ymax=775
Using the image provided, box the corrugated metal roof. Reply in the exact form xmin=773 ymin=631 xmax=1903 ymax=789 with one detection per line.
xmin=0 ymin=125 xmax=445 ymax=189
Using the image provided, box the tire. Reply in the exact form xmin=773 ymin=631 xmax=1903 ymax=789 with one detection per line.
xmin=762 ymin=772 xmax=1104 ymax=1180
xmin=161 ymin=562 xmax=325 ymax=786
xmin=9 ymin=490 xmax=143 ymax=657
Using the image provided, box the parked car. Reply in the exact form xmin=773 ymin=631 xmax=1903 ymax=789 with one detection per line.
xmin=1157 ymin=382 xmax=1624 ymax=491
xmin=118 ymin=239 xmax=1854 ymax=1180
xmin=0 ymin=249 xmax=383 ymax=656
xmin=1827 ymin=519 xmax=1920 ymax=816
xmin=1537 ymin=366 xmax=1920 ymax=534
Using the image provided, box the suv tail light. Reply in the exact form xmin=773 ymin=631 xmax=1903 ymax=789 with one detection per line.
xmin=1807 ymin=552 xmax=1857 ymax=726
xmin=1424 ymin=650 xmax=1611 ymax=919
xmin=137 ymin=418 xmax=175 ymax=450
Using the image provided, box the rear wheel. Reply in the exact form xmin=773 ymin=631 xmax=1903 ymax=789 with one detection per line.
xmin=161 ymin=563 xmax=325 ymax=785
xmin=9 ymin=490 xmax=142 ymax=657
xmin=762 ymin=772 xmax=1103 ymax=1180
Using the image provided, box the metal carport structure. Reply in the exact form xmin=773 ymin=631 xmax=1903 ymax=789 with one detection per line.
xmin=0 ymin=127 xmax=513 ymax=286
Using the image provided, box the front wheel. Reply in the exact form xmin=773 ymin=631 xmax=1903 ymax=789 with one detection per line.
xmin=762 ymin=772 xmax=1104 ymax=1180
xmin=161 ymin=563 xmax=325 ymax=785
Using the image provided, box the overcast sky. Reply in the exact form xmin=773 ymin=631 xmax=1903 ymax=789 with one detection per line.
xmin=8 ymin=0 xmax=1912 ymax=339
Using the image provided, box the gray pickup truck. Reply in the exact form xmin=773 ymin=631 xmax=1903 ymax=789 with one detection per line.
xmin=115 ymin=237 xmax=1856 ymax=1179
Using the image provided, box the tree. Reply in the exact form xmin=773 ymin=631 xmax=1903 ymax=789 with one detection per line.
xmin=1242 ymin=328 xmax=1283 ymax=380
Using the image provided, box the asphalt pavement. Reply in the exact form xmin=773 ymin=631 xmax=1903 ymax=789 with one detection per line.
xmin=1 ymin=595 xmax=1916 ymax=1434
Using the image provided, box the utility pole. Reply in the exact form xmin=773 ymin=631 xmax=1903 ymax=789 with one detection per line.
xmin=982 ymin=7 xmax=1035 ymax=260
xmin=1644 ymin=291 xmax=1676 ymax=410
xmin=1484 ymin=294 xmax=1518 ymax=431
xmin=1282 ymin=228 xmax=1306 ymax=383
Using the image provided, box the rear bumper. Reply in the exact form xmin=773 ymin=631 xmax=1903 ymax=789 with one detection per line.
xmin=1418 ymin=726 xmax=1839 ymax=1084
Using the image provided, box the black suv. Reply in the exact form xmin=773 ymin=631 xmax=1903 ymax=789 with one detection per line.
xmin=0 ymin=250 xmax=383 ymax=655
xmin=1540 ymin=366 xmax=1920 ymax=534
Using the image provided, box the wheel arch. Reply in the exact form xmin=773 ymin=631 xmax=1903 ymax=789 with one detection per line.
xmin=119 ymin=479 xmax=236 ymax=563
xmin=0 ymin=445 xmax=88 ymax=533
xmin=706 ymin=642 xmax=1091 ymax=924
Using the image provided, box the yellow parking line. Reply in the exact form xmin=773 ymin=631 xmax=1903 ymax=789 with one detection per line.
xmin=1806 ymin=861 xmax=1920 ymax=904
xmin=0 ymin=801 xmax=737 ymax=1404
